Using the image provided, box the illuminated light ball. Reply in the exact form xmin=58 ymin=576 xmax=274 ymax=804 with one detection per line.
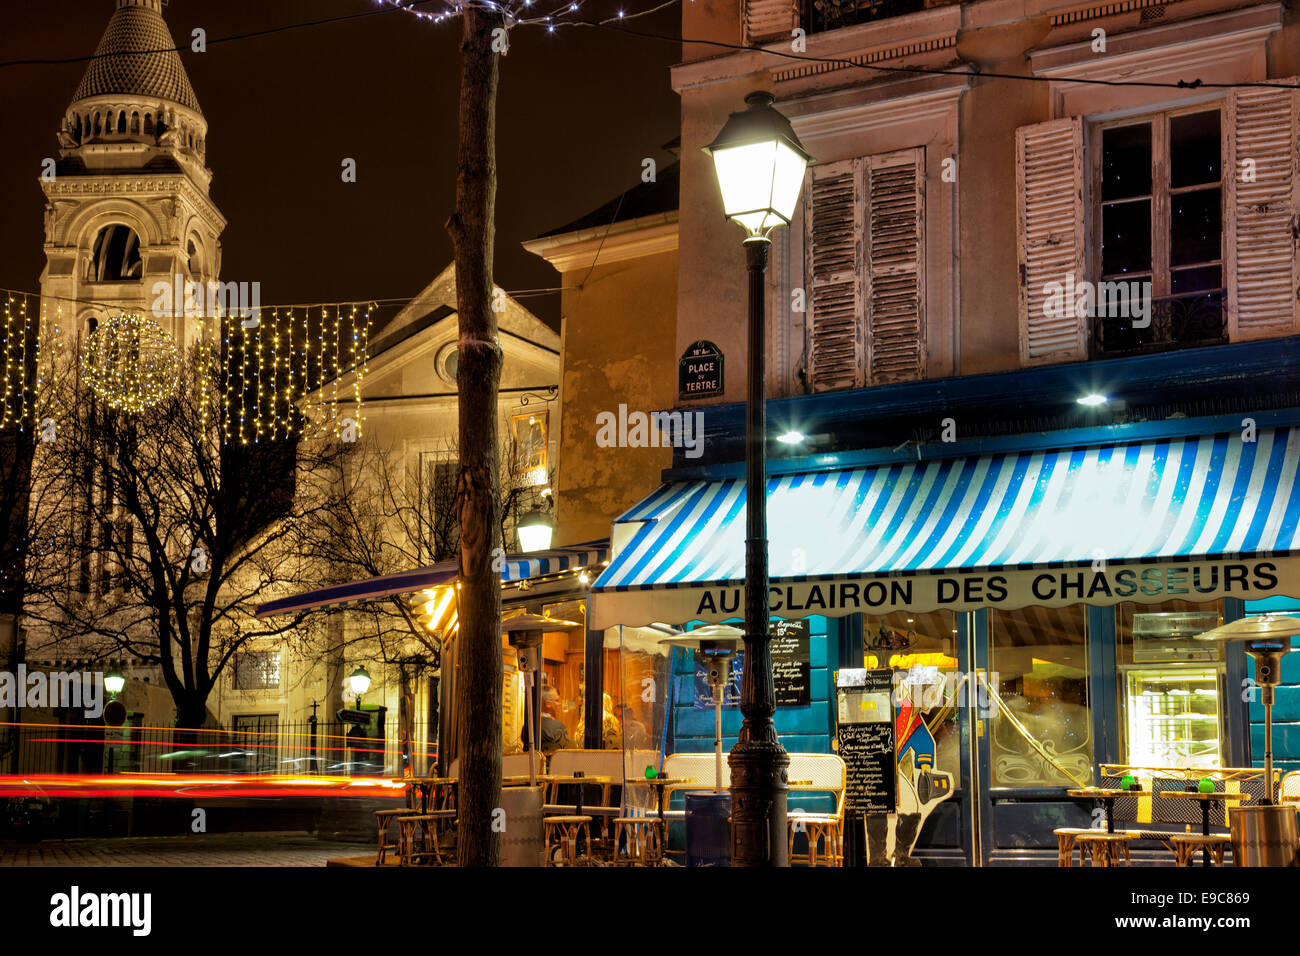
xmin=1198 ymin=777 xmax=1214 ymax=794
xmin=81 ymin=311 xmax=180 ymax=413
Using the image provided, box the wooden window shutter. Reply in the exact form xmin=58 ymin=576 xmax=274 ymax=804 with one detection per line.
xmin=744 ymin=0 xmax=798 ymax=45
xmin=807 ymin=160 xmax=864 ymax=392
xmin=1016 ymin=116 xmax=1086 ymax=365
xmin=865 ymin=148 xmax=925 ymax=384
xmin=1226 ymin=79 xmax=1300 ymax=341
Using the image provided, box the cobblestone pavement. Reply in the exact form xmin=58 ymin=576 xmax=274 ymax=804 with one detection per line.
xmin=0 ymin=832 xmax=367 ymax=866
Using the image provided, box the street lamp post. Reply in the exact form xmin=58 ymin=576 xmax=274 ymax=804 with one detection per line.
xmin=704 ymin=90 xmax=811 ymax=867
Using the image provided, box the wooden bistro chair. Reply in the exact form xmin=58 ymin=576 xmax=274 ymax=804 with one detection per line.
xmin=786 ymin=754 xmax=847 ymax=867
xmin=544 ymin=815 xmax=594 ymax=866
xmin=396 ymin=809 xmax=457 ymax=866
xmin=374 ymin=808 xmax=420 ymax=865
xmin=1073 ymin=830 xmax=1138 ymax=867
xmin=1170 ymin=833 xmax=1232 ymax=867
xmin=1052 ymin=828 xmax=1097 ymax=867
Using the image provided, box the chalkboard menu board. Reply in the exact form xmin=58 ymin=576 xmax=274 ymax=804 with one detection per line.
xmin=839 ymin=722 xmax=896 ymax=813
xmin=837 ymin=668 xmax=895 ymax=813
xmin=771 ymin=620 xmax=811 ymax=707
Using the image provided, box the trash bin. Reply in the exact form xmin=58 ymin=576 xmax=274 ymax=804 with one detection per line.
xmin=1229 ymin=805 xmax=1300 ymax=867
xmin=685 ymin=791 xmax=731 ymax=867
xmin=500 ymin=785 xmax=545 ymax=867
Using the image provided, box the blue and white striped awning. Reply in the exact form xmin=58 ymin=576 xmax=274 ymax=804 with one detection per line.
xmin=256 ymin=540 xmax=609 ymax=618
xmin=590 ymin=428 xmax=1300 ymax=628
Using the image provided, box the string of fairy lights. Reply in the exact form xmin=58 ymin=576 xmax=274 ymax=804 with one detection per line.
xmin=0 ymin=290 xmax=371 ymax=444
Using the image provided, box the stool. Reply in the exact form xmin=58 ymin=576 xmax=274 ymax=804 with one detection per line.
xmin=544 ymin=815 xmax=593 ymax=866
xmin=1170 ymin=833 xmax=1231 ymax=867
xmin=374 ymin=808 xmax=419 ymax=865
xmin=789 ymin=813 xmax=843 ymax=867
xmin=612 ymin=817 xmax=663 ymax=865
xmin=1052 ymin=827 xmax=1094 ymax=868
xmin=1074 ymin=831 xmax=1136 ymax=867
xmin=397 ymin=811 xmax=456 ymax=866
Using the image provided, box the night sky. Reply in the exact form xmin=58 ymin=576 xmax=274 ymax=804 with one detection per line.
xmin=0 ymin=0 xmax=682 ymax=330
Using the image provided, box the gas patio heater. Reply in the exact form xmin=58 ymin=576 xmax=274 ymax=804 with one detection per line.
xmin=1196 ymin=614 xmax=1300 ymax=866
xmin=504 ymin=613 xmax=583 ymax=786
xmin=659 ymin=624 xmax=746 ymax=791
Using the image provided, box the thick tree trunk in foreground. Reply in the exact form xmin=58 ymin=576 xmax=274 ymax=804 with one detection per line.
xmin=447 ymin=5 xmax=503 ymax=868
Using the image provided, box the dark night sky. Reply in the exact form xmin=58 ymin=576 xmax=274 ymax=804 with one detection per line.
xmin=0 ymin=0 xmax=682 ymax=330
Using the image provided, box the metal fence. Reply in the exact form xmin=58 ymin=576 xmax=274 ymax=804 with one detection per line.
xmin=2 ymin=719 xmax=437 ymax=777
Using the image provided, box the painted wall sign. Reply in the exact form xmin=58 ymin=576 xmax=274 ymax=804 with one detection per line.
xmin=590 ymin=556 xmax=1300 ymax=630
xmin=678 ymin=340 xmax=724 ymax=399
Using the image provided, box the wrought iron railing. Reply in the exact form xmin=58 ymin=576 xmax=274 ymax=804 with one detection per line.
xmin=1092 ymin=288 xmax=1227 ymax=357
xmin=802 ymin=0 xmax=926 ymax=34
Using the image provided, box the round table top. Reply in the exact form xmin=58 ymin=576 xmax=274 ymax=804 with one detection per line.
xmin=394 ymin=777 xmax=456 ymax=785
xmin=1067 ymin=788 xmax=1131 ymax=798
xmin=502 ymin=774 xmax=611 ymax=786
xmin=625 ymin=776 xmax=689 ymax=786
xmin=1158 ymin=789 xmax=1252 ymax=801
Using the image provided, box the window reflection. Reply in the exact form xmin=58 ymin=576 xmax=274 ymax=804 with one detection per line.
xmin=989 ymin=605 xmax=1093 ymax=787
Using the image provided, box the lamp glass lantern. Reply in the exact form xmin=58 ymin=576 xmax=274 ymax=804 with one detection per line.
xmin=104 ymin=668 xmax=125 ymax=698
xmin=703 ymin=91 xmax=812 ymax=239
xmin=517 ymin=507 xmax=554 ymax=552
xmin=347 ymin=665 xmax=371 ymax=705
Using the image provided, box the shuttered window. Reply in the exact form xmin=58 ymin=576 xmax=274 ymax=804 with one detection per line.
xmin=1226 ymin=79 xmax=1300 ymax=340
xmin=744 ymin=0 xmax=798 ymax=45
xmin=806 ymin=148 xmax=925 ymax=392
xmin=1016 ymin=117 xmax=1087 ymax=365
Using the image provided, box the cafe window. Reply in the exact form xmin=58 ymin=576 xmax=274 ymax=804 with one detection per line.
xmin=988 ymin=605 xmax=1093 ymax=787
xmin=862 ymin=609 xmax=962 ymax=787
xmin=1115 ymin=600 xmax=1224 ymax=769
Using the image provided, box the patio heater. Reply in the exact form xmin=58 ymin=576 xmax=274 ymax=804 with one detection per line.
xmin=1195 ymin=614 xmax=1300 ymax=866
xmin=504 ymin=613 xmax=583 ymax=786
xmin=500 ymin=613 xmax=582 ymax=868
xmin=659 ymin=624 xmax=746 ymax=791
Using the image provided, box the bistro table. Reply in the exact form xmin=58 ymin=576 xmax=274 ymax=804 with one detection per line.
xmin=394 ymin=776 xmax=457 ymax=815
xmin=626 ymin=777 xmax=691 ymax=823
xmin=1158 ymin=789 xmax=1252 ymax=868
xmin=1066 ymin=788 xmax=1131 ymax=834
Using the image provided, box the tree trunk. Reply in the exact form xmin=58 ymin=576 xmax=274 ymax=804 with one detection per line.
xmin=447 ymin=4 xmax=503 ymax=868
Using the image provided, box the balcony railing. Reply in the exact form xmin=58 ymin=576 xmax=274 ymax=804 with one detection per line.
xmin=1092 ymin=288 xmax=1227 ymax=358
xmin=802 ymin=0 xmax=926 ymax=35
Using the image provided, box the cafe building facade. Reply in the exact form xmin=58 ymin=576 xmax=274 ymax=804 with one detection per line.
xmin=590 ymin=346 xmax=1300 ymax=864
xmin=591 ymin=0 xmax=1300 ymax=864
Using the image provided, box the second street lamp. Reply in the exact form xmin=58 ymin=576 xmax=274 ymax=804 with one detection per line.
xmin=704 ymin=89 xmax=811 ymax=867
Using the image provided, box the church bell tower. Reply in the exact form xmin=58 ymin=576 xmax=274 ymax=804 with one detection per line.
xmin=39 ymin=0 xmax=226 ymax=349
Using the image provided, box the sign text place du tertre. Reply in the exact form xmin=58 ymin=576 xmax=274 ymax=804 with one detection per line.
xmin=679 ymin=340 xmax=724 ymax=400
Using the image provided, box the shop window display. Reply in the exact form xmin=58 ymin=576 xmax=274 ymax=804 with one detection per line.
xmin=861 ymin=610 xmax=962 ymax=788
xmin=1115 ymin=599 xmax=1223 ymax=769
xmin=989 ymin=605 xmax=1093 ymax=787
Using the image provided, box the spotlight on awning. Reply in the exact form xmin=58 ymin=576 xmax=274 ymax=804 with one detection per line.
xmin=1077 ymin=393 xmax=1108 ymax=406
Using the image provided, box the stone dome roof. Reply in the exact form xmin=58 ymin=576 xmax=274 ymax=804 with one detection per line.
xmin=71 ymin=0 xmax=200 ymax=113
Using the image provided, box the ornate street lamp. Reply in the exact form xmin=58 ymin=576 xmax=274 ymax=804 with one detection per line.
xmin=704 ymin=90 xmax=811 ymax=867
xmin=347 ymin=665 xmax=371 ymax=709
xmin=103 ymin=667 xmax=126 ymax=699
xmin=516 ymin=506 xmax=554 ymax=552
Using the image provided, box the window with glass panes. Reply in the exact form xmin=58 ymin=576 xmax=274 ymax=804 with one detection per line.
xmin=1092 ymin=107 xmax=1226 ymax=354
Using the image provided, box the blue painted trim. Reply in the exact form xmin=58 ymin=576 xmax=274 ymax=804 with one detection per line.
xmin=971 ymin=609 xmax=993 ymax=866
xmin=667 ymin=409 xmax=1300 ymax=481
xmin=1088 ymin=605 xmax=1118 ymax=770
